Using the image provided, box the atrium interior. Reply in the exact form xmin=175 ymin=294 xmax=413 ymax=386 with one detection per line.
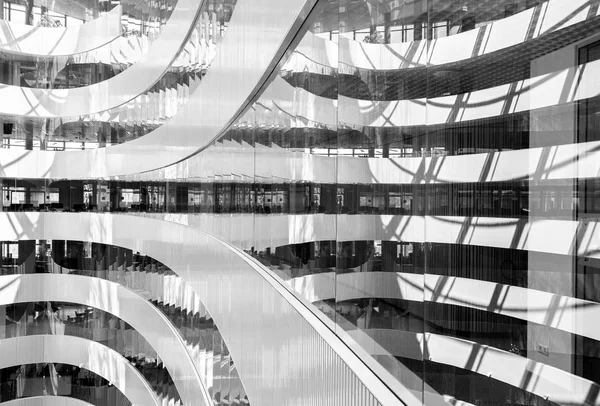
xmin=0 ymin=0 xmax=599 ymax=405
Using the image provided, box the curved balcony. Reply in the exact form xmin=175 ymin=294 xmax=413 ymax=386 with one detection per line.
xmin=119 ymin=213 xmax=600 ymax=263
xmin=0 ymin=6 xmax=122 ymax=56
xmin=283 ymin=271 xmax=600 ymax=342
xmin=7 ymin=239 xmax=253 ymax=404
xmin=119 ymin=125 xmax=600 ymax=185
xmin=181 ymin=138 xmax=600 ymax=186
xmin=0 ymin=335 xmax=161 ymax=405
xmin=346 ymin=329 xmax=599 ymax=406
xmin=0 ymin=0 xmax=237 ymax=95
xmin=0 ymin=273 xmax=211 ymax=406
xmin=0 ymin=211 xmax=423 ymax=406
xmin=0 ymin=3 xmax=227 ymax=151
xmin=0 ymin=0 xmax=321 ymax=177
xmin=0 ymin=0 xmax=200 ymax=118
xmin=339 ymin=57 xmax=600 ymax=128
xmin=161 ymin=137 xmax=598 ymax=184
xmin=11 ymin=66 xmax=600 ymax=179
xmin=339 ymin=0 xmax=597 ymax=71
xmin=0 ymin=302 xmax=181 ymax=404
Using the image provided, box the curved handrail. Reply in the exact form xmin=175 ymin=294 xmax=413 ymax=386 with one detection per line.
xmin=211 ymin=234 xmax=421 ymax=406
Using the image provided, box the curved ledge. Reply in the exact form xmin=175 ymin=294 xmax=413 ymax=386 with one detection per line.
xmin=129 ymin=138 xmax=600 ymax=186
xmin=339 ymin=57 xmax=600 ymax=127
xmin=0 ymin=335 xmax=160 ymax=406
xmin=1 ymin=55 xmax=206 ymax=149
xmin=0 ymin=6 xmax=122 ymax=56
xmin=335 ymin=215 xmax=600 ymax=261
xmin=339 ymin=0 xmax=596 ymax=70
xmin=53 ymin=261 xmax=206 ymax=322
xmin=0 ymin=273 xmax=211 ymax=406
xmin=0 ymin=0 xmax=320 ymax=178
xmin=48 ymin=257 xmax=250 ymax=399
xmin=151 ymin=213 xmax=600 ymax=262
xmin=0 ymin=212 xmax=416 ymax=406
xmin=424 ymin=274 xmax=600 ymax=341
xmin=347 ymin=329 xmax=600 ymax=406
xmin=0 ymin=396 xmax=94 ymax=406
xmin=287 ymin=271 xmax=600 ymax=342
xmin=0 ymin=0 xmax=199 ymax=118
xmin=336 ymin=141 xmax=600 ymax=184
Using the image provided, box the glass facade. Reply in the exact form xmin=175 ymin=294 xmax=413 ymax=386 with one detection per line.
xmin=1 ymin=0 xmax=599 ymax=405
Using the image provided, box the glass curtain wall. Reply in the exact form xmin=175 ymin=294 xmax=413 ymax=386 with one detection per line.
xmin=239 ymin=0 xmax=600 ymax=404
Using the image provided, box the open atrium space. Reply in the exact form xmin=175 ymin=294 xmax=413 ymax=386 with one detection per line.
xmin=0 ymin=0 xmax=600 ymax=405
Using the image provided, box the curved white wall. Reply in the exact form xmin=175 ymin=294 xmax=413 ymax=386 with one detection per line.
xmin=0 ymin=212 xmax=413 ymax=406
xmin=346 ymin=329 xmax=600 ymax=406
xmin=339 ymin=57 xmax=600 ymax=127
xmin=0 ymin=6 xmax=122 ymax=56
xmin=0 ymin=335 xmax=161 ymax=406
xmin=140 ymin=213 xmax=600 ymax=262
xmin=336 ymin=141 xmax=600 ymax=184
xmin=339 ymin=0 xmax=596 ymax=70
xmin=285 ymin=271 xmax=600 ymax=341
xmin=126 ymin=138 xmax=600 ymax=185
xmin=3 ymin=21 xmax=599 ymax=179
xmin=0 ymin=0 xmax=321 ymax=179
xmin=0 ymin=0 xmax=200 ymax=118
xmin=0 ymin=273 xmax=210 ymax=406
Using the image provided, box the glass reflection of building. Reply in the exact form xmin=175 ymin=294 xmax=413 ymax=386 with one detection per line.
xmin=1 ymin=0 xmax=600 ymax=405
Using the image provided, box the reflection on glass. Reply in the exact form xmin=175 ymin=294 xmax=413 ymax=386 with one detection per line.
xmin=0 ymin=0 xmax=239 ymax=151
xmin=223 ymin=0 xmax=600 ymax=404
xmin=3 ymin=0 xmax=600 ymax=403
xmin=0 ymin=239 xmax=251 ymax=406
xmin=0 ymin=301 xmax=180 ymax=405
